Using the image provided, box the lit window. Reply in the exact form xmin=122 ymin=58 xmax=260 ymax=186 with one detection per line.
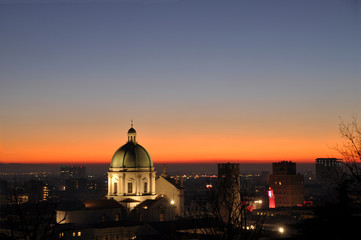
xmin=78 ymin=231 xmax=81 ymax=237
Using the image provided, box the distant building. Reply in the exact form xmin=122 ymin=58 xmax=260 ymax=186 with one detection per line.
xmin=59 ymin=165 xmax=88 ymax=194
xmin=25 ymin=180 xmax=50 ymax=202
xmin=60 ymin=165 xmax=86 ymax=179
xmin=64 ymin=178 xmax=88 ymax=192
xmin=216 ymin=163 xmax=243 ymax=223
xmin=218 ymin=162 xmax=240 ymax=187
xmin=315 ymin=158 xmax=343 ymax=184
xmin=269 ymin=161 xmax=304 ymax=207
xmin=0 ymin=180 xmax=9 ymax=207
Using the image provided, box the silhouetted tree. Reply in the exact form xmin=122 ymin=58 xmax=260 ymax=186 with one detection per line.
xmin=336 ymin=117 xmax=361 ymax=208
xmin=186 ymin=177 xmax=265 ymax=240
xmin=337 ymin=117 xmax=361 ymax=182
xmin=0 ymin=180 xmax=66 ymax=240
xmin=280 ymin=117 xmax=361 ymax=240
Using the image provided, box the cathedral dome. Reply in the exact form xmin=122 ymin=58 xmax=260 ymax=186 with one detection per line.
xmin=110 ymin=126 xmax=153 ymax=169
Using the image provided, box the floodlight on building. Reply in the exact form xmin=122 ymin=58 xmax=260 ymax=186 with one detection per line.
xmin=268 ymin=187 xmax=275 ymax=208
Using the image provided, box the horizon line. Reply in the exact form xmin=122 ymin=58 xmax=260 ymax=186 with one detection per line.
xmin=1 ymin=160 xmax=318 ymax=165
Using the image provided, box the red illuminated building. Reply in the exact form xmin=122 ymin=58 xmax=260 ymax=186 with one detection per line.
xmin=268 ymin=187 xmax=275 ymax=208
xmin=269 ymin=161 xmax=304 ymax=207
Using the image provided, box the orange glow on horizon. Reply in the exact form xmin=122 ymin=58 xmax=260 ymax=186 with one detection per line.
xmin=0 ymin=117 xmax=344 ymax=165
xmin=0 ymin=132 xmax=342 ymax=164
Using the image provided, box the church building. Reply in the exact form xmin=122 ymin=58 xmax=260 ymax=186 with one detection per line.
xmin=56 ymin=124 xmax=184 ymax=239
xmin=106 ymin=125 xmax=157 ymax=210
xmin=106 ymin=124 xmax=184 ymax=217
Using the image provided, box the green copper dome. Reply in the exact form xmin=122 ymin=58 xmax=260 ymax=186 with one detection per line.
xmin=110 ymin=127 xmax=153 ymax=169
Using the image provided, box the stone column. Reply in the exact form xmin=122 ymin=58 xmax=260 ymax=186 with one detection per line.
xmin=151 ymin=172 xmax=156 ymax=195
xmin=108 ymin=172 xmax=112 ymax=195
xmin=137 ymin=173 xmax=141 ymax=195
xmin=119 ymin=172 xmax=123 ymax=195
xmin=123 ymin=173 xmax=126 ymax=195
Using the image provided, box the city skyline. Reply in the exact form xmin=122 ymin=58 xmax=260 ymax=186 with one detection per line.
xmin=1 ymin=0 xmax=360 ymax=164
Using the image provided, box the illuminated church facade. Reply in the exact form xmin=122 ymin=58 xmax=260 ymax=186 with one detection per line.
xmin=106 ymin=124 xmax=184 ymax=217
xmin=106 ymin=126 xmax=157 ymax=209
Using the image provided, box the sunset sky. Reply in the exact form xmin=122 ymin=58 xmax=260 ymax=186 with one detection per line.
xmin=1 ymin=0 xmax=360 ymax=164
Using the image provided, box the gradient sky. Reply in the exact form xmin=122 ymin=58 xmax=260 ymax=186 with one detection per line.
xmin=1 ymin=0 xmax=360 ymax=164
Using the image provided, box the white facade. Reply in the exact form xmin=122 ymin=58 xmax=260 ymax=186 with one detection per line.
xmin=107 ymin=168 xmax=157 ymax=208
xmin=105 ymin=125 xmax=184 ymax=216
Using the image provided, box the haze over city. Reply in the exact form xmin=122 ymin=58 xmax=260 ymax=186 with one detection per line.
xmin=1 ymin=0 xmax=360 ymax=164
